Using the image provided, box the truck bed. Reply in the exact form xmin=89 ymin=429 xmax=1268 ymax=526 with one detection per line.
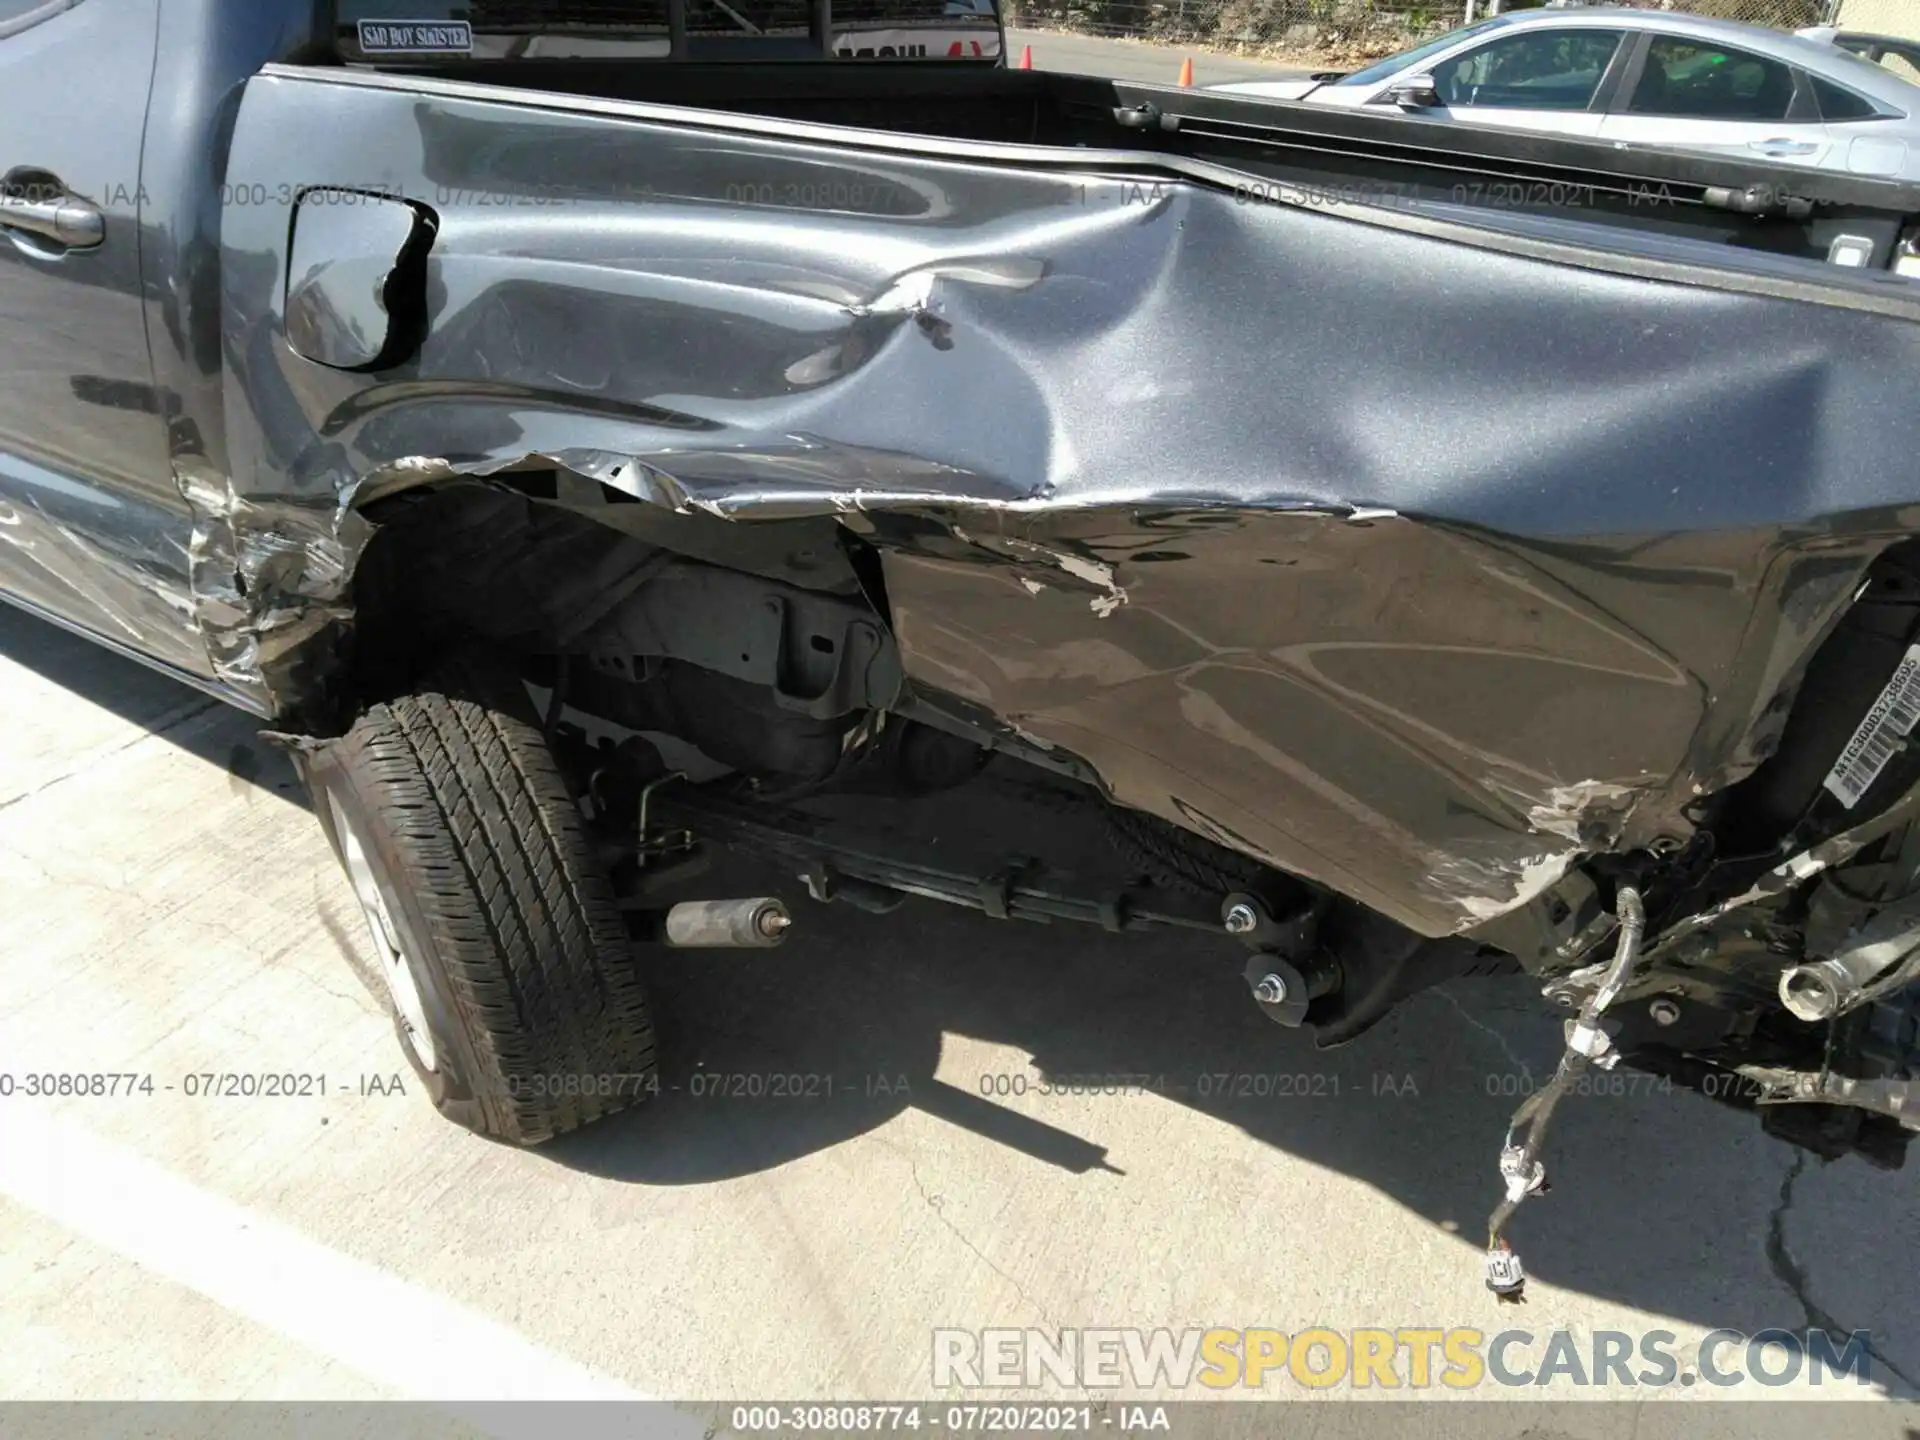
xmin=288 ymin=57 xmax=1920 ymax=296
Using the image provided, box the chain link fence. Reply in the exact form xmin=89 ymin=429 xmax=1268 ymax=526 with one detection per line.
xmin=999 ymin=0 xmax=1858 ymax=65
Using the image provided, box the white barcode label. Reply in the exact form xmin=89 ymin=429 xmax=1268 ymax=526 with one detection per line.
xmin=1823 ymin=644 xmax=1920 ymax=808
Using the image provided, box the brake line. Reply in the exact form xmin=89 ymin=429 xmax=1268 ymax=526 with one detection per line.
xmin=1484 ymin=884 xmax=1645 ymax=1301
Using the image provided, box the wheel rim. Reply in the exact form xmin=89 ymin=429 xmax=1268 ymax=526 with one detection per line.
xmin=329 ymin=793 xmax=439 ymax=1072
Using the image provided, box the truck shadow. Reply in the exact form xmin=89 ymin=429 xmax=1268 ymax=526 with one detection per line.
xmin=557 ymin=846 xmax=1889 ymax=1352
xmin=7 ymin=604 xmax=1912 ymax=1369
xmin=0 ymin=605 xmax=306 ymax=808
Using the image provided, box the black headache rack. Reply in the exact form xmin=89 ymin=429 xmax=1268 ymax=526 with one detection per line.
xmin=332 ymin=0 xmax=1004 ymax=64
xmin=1086 ymin=79 xmax=1920 ymax=277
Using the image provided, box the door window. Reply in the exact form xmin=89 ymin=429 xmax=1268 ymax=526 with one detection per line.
xmin=1431 ymin=29 xmax=1623 ymax=111
xmin=1628 ymin=36 xmax=1797 ymax=122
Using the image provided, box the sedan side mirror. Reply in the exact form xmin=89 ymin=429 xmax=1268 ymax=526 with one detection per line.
xmin=1383 ymin=73 xmax=1440 ymax=109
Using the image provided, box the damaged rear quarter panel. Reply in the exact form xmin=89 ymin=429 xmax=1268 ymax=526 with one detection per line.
xmin=212 ymin=69 xmax=1920 ymax=935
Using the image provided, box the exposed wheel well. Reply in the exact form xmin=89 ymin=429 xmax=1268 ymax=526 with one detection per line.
xmin=340 ymin=471 xmax=914 ymax=783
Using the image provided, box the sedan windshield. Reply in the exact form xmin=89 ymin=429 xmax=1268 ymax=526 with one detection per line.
xmin=1328 ymin=17 xmax=1509 ymax=87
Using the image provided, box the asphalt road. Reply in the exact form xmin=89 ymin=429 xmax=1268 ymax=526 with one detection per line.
xmin=2 ymin=600 xmax=1919 ymax=1427
xmin=1005 ymin=28 xmax=1315 ymax=86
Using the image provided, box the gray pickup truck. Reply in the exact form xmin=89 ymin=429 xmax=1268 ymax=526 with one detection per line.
xmin=7 ymin=0 xmax=1920 ymax=1295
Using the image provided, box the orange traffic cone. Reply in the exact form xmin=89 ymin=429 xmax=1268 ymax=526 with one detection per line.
xmin=1177 ymin=56 xmax=1194 ymax=86
xmin=1018 ymin=43 xmax=1033 ymax=70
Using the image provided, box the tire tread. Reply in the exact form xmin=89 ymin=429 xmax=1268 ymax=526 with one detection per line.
xmin=336 ymin=656 xmax=655 ymax=1143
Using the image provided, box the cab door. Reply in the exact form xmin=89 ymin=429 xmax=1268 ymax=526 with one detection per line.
xmin=0 ymin=0 xmax=209 ymax=677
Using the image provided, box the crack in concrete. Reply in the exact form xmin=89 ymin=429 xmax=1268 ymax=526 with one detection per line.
xmin=884 ymin=1136 xmax=1075 ymax=1362
xmin=0 ymin=698 xmax=223 ymax=814
xmin=1435 ymin=985 xmax=1538 ymax=1083
xmin=1764 ymin=1149 xmax=1918 ymax=1393
xmin=314 ymin=887 xmax=399 ymax=1015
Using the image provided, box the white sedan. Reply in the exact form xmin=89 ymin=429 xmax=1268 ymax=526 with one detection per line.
xmin=1213 ymin=7 xmax=1920 ymax=181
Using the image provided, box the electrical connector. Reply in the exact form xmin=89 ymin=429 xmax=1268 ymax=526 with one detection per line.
xmin=1484 ymin=1244 xmax=1527 ymax=1302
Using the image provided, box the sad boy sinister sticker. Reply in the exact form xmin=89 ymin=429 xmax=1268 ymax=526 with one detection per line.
xmin=357 ymin=19 xmax=473 ymax=54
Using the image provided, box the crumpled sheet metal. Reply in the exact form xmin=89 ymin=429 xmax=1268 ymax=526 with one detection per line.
xmin=203 ymin=72 xmax=1920 ymax=933
xmin=177 ymin=462 xmax=374 ymax=701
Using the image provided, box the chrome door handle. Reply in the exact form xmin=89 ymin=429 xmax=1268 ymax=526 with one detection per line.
xmin=1748 ymin=138 xmax=1819 ymax=157
xmin=0 ymin=191 xmax=103 ymax=249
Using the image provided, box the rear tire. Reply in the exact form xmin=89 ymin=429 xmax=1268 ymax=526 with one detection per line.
xmin=311 ymin=653 xmax=657 ymax=1144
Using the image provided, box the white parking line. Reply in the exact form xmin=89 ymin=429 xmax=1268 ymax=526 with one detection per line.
xmin=0 ymin=1105 xmax=678 ymax=1408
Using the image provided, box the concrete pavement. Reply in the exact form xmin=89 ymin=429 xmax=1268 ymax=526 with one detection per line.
xmin=1 ymin=600 xmax=1918 ymax=1425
